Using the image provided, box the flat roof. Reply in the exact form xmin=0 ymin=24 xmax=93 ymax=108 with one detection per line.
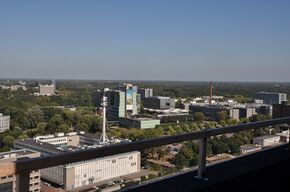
xmin=150 ymin=96 xmax=171 ymax=99
xmin=254 ymin=135 xmax=280 ymax=140
xmin=15 ymin=139 xmax=63 ymax=154
xmin=240 ymin=145 xmax=262 ymax=150
xmin=0 ymin=149 xmax=39 ymax=160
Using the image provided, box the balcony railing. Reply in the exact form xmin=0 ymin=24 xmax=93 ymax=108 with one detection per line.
xmin=0 ymin=117 xmax=290 ymax=192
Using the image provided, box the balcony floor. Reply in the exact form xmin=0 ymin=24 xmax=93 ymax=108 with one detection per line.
xmin=124 ymin=144 xmax=290 ymax=192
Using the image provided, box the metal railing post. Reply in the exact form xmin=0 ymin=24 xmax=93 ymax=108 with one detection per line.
xmin=16 ymin=171 xmax=30 ymax=192
xmin=196 ymin=137 xmax=208 ymax=180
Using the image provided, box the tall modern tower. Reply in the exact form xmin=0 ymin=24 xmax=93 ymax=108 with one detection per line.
xmin=118 ymin=83 xmax=139 ymax=116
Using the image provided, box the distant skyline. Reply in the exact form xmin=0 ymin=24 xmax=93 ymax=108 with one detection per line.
xmin=1 ymin=0 xmax=290 ymax=82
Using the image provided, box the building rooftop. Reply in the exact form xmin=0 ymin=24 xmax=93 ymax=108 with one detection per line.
xmin=256 ymin=91 xmax=286 ymax=95
xmin=0 ymin=149 xmax=39 ymax=160
xmin=150 ymin=96 xmax=171 ymax=99
xmin=131 ymin=117 xmax=160 ymax=121
xmin=240 ymin=145 xmax=262 ymax=150
xmin=15 ymin=139 xmax=64 ymax=154
xmin=254 ymin=135 xmax=280 ymax=140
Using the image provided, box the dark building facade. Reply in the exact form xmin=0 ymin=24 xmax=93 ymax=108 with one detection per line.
xmin=254 ymin=92 xmax=287 ymax=105
xmin=138 ymin=88 xmax=153 ymax=101
xmin=273 ymin=102 xmax=290 ymax=118
xmin=143 ymin=96 xmax=175 ymax=109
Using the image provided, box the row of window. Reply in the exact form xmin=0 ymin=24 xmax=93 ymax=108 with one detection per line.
xmin=29 ymin=189 xmax=40 ymax=192
xmin=30 ymin=176 xmax=39 ymax=180
xmin=0 ymin=175 xmax=13 ymax=180
xmin=29 ymin=182 xmax=39 ymax=187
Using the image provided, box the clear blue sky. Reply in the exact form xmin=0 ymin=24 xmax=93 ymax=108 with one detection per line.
xmin=1 ymin=0 xmax=290 ymax=81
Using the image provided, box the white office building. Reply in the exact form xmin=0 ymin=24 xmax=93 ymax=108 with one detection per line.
xmin=14 ymin=133 xmax=141 ymax=191
xmin=0 ymin=113 xmax=10 ymax=133
xmin=253 ymin=135 xmax=280 ymax=147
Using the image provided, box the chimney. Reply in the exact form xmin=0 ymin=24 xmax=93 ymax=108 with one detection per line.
xmin=209 ymin=81 xmax=212 ymax=105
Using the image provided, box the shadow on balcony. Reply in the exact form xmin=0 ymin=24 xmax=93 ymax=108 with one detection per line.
xmin=124 ymin=144 xmax=290 ymax=192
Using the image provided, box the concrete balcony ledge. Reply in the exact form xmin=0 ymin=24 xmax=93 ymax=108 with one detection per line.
xmin=124 ymin=144 xmax=290 ymax=192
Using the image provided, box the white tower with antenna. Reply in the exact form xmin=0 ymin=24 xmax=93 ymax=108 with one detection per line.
xmin=100 ymin=92 xmax=109 ymax=144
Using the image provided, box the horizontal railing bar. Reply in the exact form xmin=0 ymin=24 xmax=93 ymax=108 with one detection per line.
xmin=12 ymin=117 xmax=290 ymax=174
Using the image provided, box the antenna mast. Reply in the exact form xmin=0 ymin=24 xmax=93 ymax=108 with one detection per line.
xmin=100 ymin=91 xmax=108 ymax=143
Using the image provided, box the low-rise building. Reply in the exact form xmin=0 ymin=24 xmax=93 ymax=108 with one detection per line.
xmin=138 ymin=88 xmax=153 ymax=101
xmin=10 ymin=85 xmax=27 ymax=91
xmin=119 ymin=117 xmax=160 ymax=129
xmin=14 ymin=133 xmax=141 ymax=191
xmin=143 ymin=96 xmax=175 ymax=109
xmin=0 ymin=113 xmax=10 ymax=133
xmin=276 ymin=132 xmax=289 ymax=143
xmin=0 ymin=149 xmax=41 ymax=192
xmin=253 ymin=135 xmax=280 ymax=147
xmin=240 ymin=145 xmax=262 ymax=154
xmin=206 ymin=154 xmax=234 ymax=163
xmin=254 ymin=92 xmax=287 ymax=105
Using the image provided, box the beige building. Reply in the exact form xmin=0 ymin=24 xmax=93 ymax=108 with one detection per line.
xmin=229 ymin=108 xmax=240 ymax=120
xmin=0 ymin=113 xmax=10 ymax=133
xmin=39 ymin=84 xmax=55 ymax=96
xmin=0 ymin=149 xmax=41 ymax=192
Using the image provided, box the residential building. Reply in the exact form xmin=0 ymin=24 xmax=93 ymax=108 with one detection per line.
xmin=0 ymin=113 xmax=10 ymax=133
xmin=39 ymin=84 xmax=55 ymax=96
xmin=229 ymin=108 xmax=240 ymax=121
xmin=239 ymin=108 xmax=256 ymax=119
xmin=254 ymin=92 xmax=287 ymax=105
xmin=0 ymin=149 xmax=41 ymax=192
xmin=143 ymin=96 xmax=175 ymax=109
xmin=10 ymin=85 xmax=27 ymax=91
xmin=253 ymin=135 xmax=280 ymax=147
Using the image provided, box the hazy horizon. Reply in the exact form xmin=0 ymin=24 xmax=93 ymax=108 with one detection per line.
xmin=1 ymin=0 xmax=290 ymax=81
